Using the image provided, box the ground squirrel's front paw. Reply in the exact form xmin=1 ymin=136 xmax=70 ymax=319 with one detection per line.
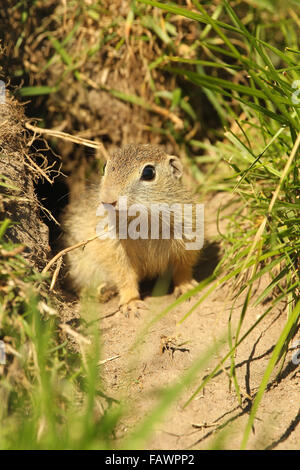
xmin=97 ymin=282 xmax=118 ymax=303
xmin=174 ymin=279 xmax=198 ymax=298
xmin=119 ymin=299 xmax=148 ymax=318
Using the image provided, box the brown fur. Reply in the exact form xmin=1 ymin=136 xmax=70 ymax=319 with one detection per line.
xmin=61 ymin=144 xmax=201 ymax=317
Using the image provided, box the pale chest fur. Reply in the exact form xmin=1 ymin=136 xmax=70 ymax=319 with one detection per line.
xmin=120 ymin=238 xmax=184 ymax=279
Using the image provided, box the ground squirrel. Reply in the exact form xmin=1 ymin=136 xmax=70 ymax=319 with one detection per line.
xmin=62 ymin=144 xmax=202 ymax=317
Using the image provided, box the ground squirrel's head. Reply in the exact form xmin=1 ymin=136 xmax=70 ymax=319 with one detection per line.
xmin=99 ymin=144 xmax=186 ymax=207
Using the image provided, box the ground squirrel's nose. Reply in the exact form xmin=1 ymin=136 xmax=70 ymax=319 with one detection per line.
xmin=100 ymin=185 xmax=119 ymax=207
xmin=101 ymin=200 xmax=117 ymax=207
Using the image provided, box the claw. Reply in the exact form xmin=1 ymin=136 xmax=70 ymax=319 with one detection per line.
xmin=119 ymin=299 xmax=148 ymax=318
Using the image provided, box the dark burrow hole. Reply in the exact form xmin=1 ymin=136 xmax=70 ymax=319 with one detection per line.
xmin=33 ymin=142 xmax=70 ymax=250
xmin=23 ymin=101 xmax=99 ymax=253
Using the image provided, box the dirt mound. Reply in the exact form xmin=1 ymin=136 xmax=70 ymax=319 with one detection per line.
xmin=0 ymin=95 xmax=50 ymax=269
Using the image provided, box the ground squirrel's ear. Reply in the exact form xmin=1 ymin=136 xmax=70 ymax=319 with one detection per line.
xmin=168 ymin=155 xmax=183 ymax=179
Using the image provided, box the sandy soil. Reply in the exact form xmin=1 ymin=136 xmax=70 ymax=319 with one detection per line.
xmin=83 ymin=193 xmax=300 ymax=450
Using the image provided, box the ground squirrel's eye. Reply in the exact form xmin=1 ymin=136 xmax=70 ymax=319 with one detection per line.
xmin=141 ymin=165 xmax=155 ymax=181
xmin=102 ymin=163 xmax=107 ymax=174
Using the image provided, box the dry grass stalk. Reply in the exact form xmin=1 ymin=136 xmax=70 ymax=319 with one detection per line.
xmin=25 ymin=122 xmax=109 ymax=160
xmin=42 ymin=235 xmax=98 ymax=274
